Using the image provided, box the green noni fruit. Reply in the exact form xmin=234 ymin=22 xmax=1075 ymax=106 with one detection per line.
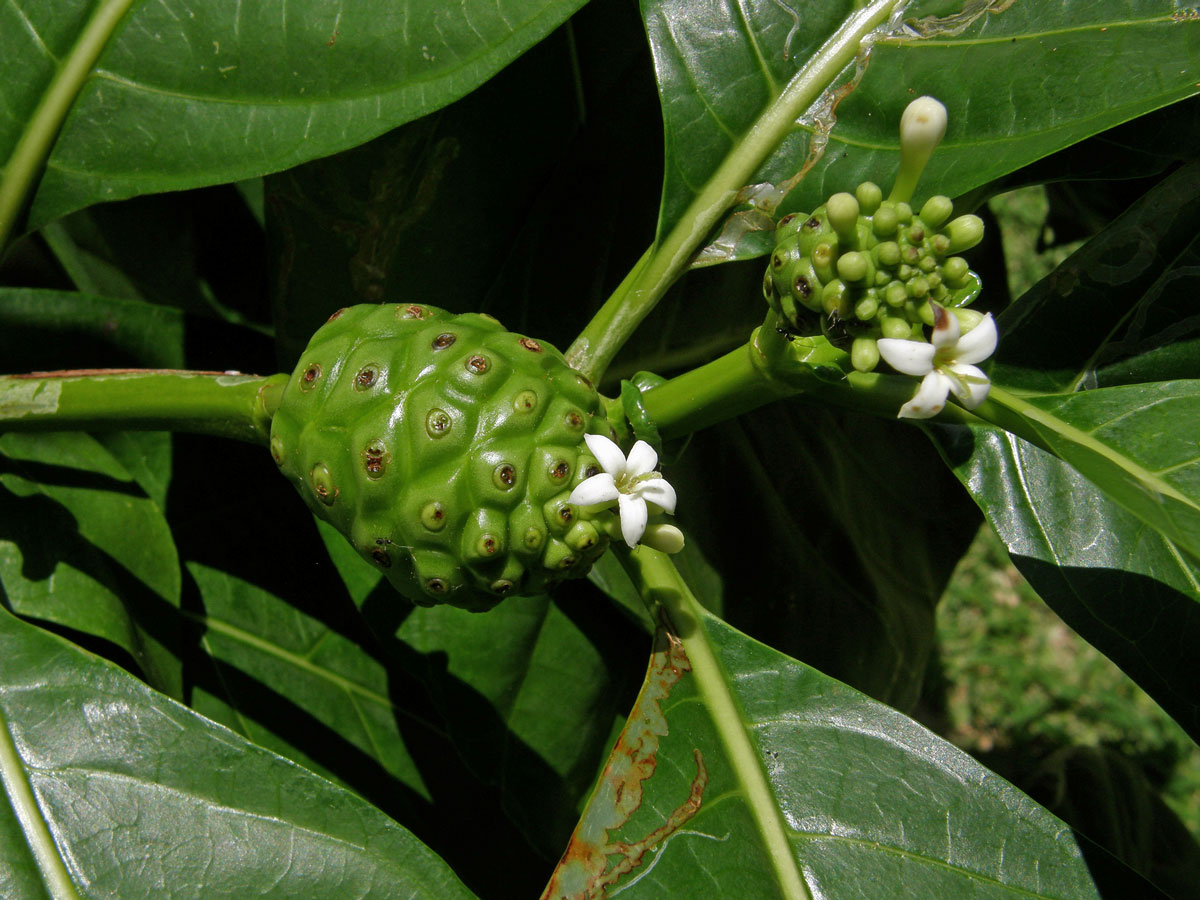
xmin=270 ymin=303 xmax=611 ymax=611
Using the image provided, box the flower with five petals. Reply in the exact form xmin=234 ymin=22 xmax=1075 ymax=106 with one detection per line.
xmin=876 ymin=304 xmax=997 ymax=419
xmin=569 ymin=434 xmax=681 ymax=551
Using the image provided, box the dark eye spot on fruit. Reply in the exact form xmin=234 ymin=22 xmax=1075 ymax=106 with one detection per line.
xmin=795 ymin=276 xmax=812 ymax=298
xmin=426 ymin=577 xmax=448 ymax=594
xmin=300 ymin=363 xmax=321 ymax=389
xmin=778 ymin=213 xmax=796 ymax=228
xmin=494 ymin=464 xmax=516 ymax=487
xmin=519 ymin=337 xmax=542 ymax=352
xmin=371 ymin=548 xmax=391 ymax=567
xmin=585 ymin=465 xmax=601 ymax=478
xmin=491 ymin=579 xmax=514 ymax=594
xmin=559 ymin=506 xmax=573 ymax=522
xmin=805 ymin=217 xmax=821 ymax=230
xmin=551 ymin=461 xmax=570 ymax=480
xmin=432 ymin=333 xmax=456 ymax=350
xmin=466 ymin=354 xmax=490 ymax=373
xmin=565 ymin=411 xmax=583 ymax=428
xmin=355 ymin=367 xmax=376 ymax=389
xmin=401 ymin=305 xmax=424 ymax=318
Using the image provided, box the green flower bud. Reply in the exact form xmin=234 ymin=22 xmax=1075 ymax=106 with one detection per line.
xmin=872 ymin=205 xmax=899 ymax=238
xmin=851 ymin=336 xmax=881 ymax=372
xmin=854 ymin=295 xmax=879 ymax=321
xmin=855 ymin=181 xmax=883 ymax=215
xmin=837 ymin=250 xmax=870 ymax=284
xmin=826 ymin=192 xmax=862 ymax=249
xmin=880 ymin=315 xmax=911 ymax=340
xmin=884 ymin=282 xmax=908 ymax=308
xmin=919 ymin=195 xmax=954 ymax=228
xmin=945 ymin=214 xmax=985 ymax=253
xmin=889 ymin=96 xmax=947 ymax=203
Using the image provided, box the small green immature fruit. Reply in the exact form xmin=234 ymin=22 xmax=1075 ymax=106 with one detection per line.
xmin=271 ymin=303 xmax=609 ymax=611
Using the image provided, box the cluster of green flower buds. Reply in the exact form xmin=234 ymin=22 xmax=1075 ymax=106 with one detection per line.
xmin=762 ymin=97 xmax=986 ymax=374
xmin=270 ymin=303 xmax=612 ymax=611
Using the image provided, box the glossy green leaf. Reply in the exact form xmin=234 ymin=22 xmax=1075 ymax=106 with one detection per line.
xmin=0 ymin=431 xmax=181 ymax=697
xmin=932 ymin=423 xmax=1200 ymax=743
xmin=4 ymin=0 xmax=585 ymax=233
xmin=979 ymin=381 xmax=1200 ymax=564
xmin=992 ymin=161 xmax=1200 ymax=393
xmin=0 ymin=606 xmax=478 ymax=900
xmin=642 ymin=0 xmax=1200 ymax=264
xmin=181 ymin=562 xmax=434 ymax=807
xmin=545 ymin=552 xmax=1103 ymax=899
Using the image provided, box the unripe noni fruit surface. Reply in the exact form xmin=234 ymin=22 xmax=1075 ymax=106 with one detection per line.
xmin=270 ymin=303 xmax=610 ymax=611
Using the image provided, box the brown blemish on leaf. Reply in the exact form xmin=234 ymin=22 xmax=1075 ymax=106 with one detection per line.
xmin=541 ymin=625 xmax=707 ymax=900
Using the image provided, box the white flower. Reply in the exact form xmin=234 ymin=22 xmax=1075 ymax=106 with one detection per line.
xmin=569 ymin=434 xmax=679 ymax=550
xmin=877 ymin=305 xmax=997 ymax=419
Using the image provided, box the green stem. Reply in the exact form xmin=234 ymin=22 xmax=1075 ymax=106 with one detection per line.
xmin=0 ymin=370 xmax=288 ymax=445
xmin=0 ymin=702 xmax=84 ymax=900
xmin=0 ymin=0 xmax=136 ymax=255
xmin=566 ymin=0 xmax=902 ymax=383
xmin=619 ymin=547 xmax=811 ymax=900
xmin=636 ymin=321 xmax=978 ymax=441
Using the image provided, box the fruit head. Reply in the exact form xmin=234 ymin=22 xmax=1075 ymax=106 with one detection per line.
xmin=270 ymin=303 xmax=610 ymax=611
xmin=762 ymin=184 xmax=984 ymax=371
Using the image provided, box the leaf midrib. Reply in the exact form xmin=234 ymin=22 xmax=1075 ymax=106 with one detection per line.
xmin=0 ymin=702 xmax=83 ymax=900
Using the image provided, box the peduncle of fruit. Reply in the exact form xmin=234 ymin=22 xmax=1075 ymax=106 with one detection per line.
xmin=762 ymin=96 xmax=987 ymax=374
xmin=269 ymin=303 xmax=613 ymax=611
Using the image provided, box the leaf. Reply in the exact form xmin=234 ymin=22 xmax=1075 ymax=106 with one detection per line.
xmin=263 ymin=1 xmax=657 ymax=365
xmin=992 ymin=161 xmax=1200 ymax=394
xmin=0 ymin=431 xmax=182 ymax=698
xmin=981 ymin=381 xmax=1200 ymax=565
xmin=360 ymin=580 xmax=647 ymax=860
xmin=0 ymin=287 xmax=184 ymax=371
xmin=931 ymin=423 xmax=1200 ymax=743
xmin=0 ymin=606 xmax=479 ymax=900
xmin=5 ymin=0 xmax=586 ymax=233
xmin=642 ymin=0 xmax=1200 ymax=264
xmin=544 ymin=551 xmax=1106 ymax=900
xmin=168 ymin=438 xmax=560 ymax=892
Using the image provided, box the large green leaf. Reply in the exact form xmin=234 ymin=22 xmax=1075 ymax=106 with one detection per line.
xmin=318 ymin=520 xmax=646 ymax=860
xmin=0 ymin=431 xmax=181 ymax=697
xmin=0 ymin=606 xmax=478 ymax=900
xmin=3 ymin=0 xmax=585 ymax=234
xmin=642 ymin=0 xmax=1200 ymax=264
xmin=932 ymin=423 xmax=1200 ymax=744
xmin=544 ymin=550 xmax=1106 ymax=899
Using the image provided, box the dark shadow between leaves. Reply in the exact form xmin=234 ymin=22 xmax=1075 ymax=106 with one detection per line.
xmin=0 ymin=482 xmax=183 ymax=689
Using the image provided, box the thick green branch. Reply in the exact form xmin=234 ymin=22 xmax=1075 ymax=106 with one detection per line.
xmin=566 ymin=0 xmax=903 ymax=383
xmin=0 ymin=370 xmax=288 ymax=444
xmin=0 ymin=0 xmax=136 ymax=254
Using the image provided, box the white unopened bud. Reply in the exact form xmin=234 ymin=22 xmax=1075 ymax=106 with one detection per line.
xmin=641 ymin=523 xmax=685 ymax=554
xmin=889 ymin=96 xmax=948 ymax=204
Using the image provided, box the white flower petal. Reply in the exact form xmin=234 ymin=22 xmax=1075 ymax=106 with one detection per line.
xmin=625 ymin=440 xmax=659 ymax=477
xmin=945 ymin=363 xmax=992 ymax=409
xmin=877 ymin=338 xmax=936 ymax=376
xmin=584 ymin=433 xmax=626 ymax=476
xmin=569 ymin=473 xmax=619 ymax=507
xmin=617 ymin=493 xmax=649 ymax=548
xmin=929 ymin=303 xmax=961 ymax=349
xmin=636 ymin=477 xmax=677 ymax=515
xmin=898 ymin=371 xmax=952 ymax=419
xmin=642 ymin=524 xmax=685 ymax=554
xmin=952 ymin=313 xmax=998 ymax=365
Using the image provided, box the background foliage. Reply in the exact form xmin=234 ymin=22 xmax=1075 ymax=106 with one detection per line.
xmin=1 ymin=0 xmax=1199 ymax=898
